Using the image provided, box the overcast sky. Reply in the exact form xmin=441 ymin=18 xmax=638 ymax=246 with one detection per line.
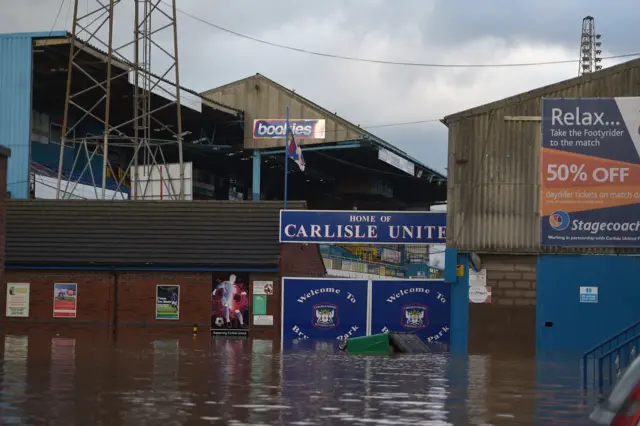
xmin=2 ymin=0 xmax=639 ymax=174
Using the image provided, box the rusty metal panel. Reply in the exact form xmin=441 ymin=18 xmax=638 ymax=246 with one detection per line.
xmin=445 ymin=58 xmax=640 ymax=253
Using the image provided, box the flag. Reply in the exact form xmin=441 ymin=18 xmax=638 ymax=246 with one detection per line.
xmin=286 ymin=120 xmax=305 ymax=171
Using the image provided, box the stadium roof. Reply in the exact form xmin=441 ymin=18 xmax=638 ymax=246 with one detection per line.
xmin=205 ymin=73 xmax=446 ymax=182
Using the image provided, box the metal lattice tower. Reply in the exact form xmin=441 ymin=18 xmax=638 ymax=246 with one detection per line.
xmin=578 ymin=16 xmax=603 ymax=76
xmin=56 ymin=0 xmax=185 ymax=200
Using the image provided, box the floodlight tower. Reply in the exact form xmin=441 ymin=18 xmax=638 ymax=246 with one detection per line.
xmin=56 ymin=0 xmax=185 ymax=200
xmin=578 ymin=16 xmax=603 ymax=76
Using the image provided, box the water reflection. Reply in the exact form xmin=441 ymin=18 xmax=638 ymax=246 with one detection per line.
xmin=0 ymin=328 xmax=594 ymax=425
xmin=1 ymin=335 xmax=28 ymax=425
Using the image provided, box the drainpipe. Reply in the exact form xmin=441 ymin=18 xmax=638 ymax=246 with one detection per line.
xmin=112 ymin=271 xmax=119 ymax=332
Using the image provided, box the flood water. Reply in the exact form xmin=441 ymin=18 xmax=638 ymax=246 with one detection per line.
xmin=0 ymin=327 xmax=594 ymax=425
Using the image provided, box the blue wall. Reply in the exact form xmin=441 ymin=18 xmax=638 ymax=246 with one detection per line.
xmin=0 ymin=34 xmax=33 ymax=198
xmin=537 ymin=254 xmax=640 ymax=352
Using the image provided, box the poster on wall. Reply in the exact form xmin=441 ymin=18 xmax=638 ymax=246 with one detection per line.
xmin=281 ymin=278 xmax=368 ymax=341
xmin=211 ymin=273 xmax=250 ymax=336
xmin=370 ymin=280 xmax=451 ymax=344
xmin=53 ymin=283 xmax=77 ymax=318
xmin=6 ymin=283 xmax=30 ymax=317
xmin=540 ymin=97 xmax=640 ymax=247
xmin=155 ymin=285 xmax=180 ymax=320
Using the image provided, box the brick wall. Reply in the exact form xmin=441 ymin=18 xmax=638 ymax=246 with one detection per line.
xmin=468 ymin=254 xmax=537 ymax=355
xmin=282 ymin=243 xmax=326 ymax=277
xmin=0 ymin=243 xmax=324 ymax=334
xmin=2 ymin=270 xmax=212 ymax=328
xmin=485 ymin=255 xmax=536 ymax=306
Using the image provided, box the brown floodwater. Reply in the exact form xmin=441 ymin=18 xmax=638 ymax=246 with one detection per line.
xmin=0 ymin=326 xmax=595 ymax=425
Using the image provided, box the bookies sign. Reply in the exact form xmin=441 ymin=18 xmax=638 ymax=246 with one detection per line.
xmin=541 ymin=97 xmax=640 ymax=247
xmin=279 ymin=210 xmax=446 ymax=245
xmin=253 ymin=119 xmax=326 ymax=139
xmin=282 ymin=278 xmax=368 ymax=341
xmin=370 ymin=280 xmax=451 ymax=344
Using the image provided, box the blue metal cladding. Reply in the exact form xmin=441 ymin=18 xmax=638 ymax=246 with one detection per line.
xmin=0 ymin=34 xmax=33 ymax=199
xmin=536 ymin=254 xmax=640 ymax=352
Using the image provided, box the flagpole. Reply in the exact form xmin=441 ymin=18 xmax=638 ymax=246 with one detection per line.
xmin=283 ymin=105 xmax=290 ymax=210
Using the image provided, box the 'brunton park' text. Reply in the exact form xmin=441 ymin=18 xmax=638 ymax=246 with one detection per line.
xmin=282 ymin=214 xmax=446 ymax=242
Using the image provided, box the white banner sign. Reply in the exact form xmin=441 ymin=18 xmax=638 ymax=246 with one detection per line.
xmin=6 ymin=283 xmax=30 ymax=317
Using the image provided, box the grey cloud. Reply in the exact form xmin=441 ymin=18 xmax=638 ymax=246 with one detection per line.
xmin=423 ymin=1 xmax=640 ymax=54
xmin=2 ymin=0 xmax=639 ymax=176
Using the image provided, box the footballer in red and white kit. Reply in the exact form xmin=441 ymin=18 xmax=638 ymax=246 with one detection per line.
xmin=212 ymin=274 xmax=248 ymax=328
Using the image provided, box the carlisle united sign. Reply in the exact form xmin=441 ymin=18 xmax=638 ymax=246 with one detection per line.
xmin=279 ymin=210 xmax=447 ymax=245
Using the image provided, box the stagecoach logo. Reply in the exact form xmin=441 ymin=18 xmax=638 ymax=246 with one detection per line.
xmin=401 ymin=303 xmax=429 ymax=330
xmin=312 ymin=303 xmax=339 ymax=329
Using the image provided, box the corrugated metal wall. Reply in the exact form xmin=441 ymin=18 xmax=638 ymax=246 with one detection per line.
xmin=0 ymin=35 xmax=32 ymax=199
xmin=445 ymin=59 xmax=640 ymax=253
xmin=202 ymin=75 xmax=363 ymax=150
xmin=6 ymin=200 xmax=307 ymax=267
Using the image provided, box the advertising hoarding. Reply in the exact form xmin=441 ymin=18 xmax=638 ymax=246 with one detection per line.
xmin=253 ymin=119 xmax=326 ymax=139
xmin=541 ymin=97 xmax=640 ymax=247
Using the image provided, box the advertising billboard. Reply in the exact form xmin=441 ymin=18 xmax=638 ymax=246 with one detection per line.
xmin=253 ymin=119 xmax=326 ymax=139
xmin=280 ymin=210 xmax=446 ymax=245
xmin=53 ymin=283 xmax=77 ymax=318
xmin=541 ymin=97 xmax=640 ymax=247
xmin=156 ymin=285 xmax=180 ymax=320
xmin=212 ymin=273 xmax=250 ymax=336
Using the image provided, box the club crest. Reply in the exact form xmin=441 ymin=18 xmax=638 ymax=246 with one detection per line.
xmin=401 ymin=303 xmax=428 ymax=330
xmin=312 ymin=303 xmax=339 ymax=329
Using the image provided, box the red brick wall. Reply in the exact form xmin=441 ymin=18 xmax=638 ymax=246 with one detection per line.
xmin=117 ymin=271 xmax=212 ymax=327
xmin=2 ymin=270 xmax=212 ymax=328
xmin=282 ymin=243 xmax=326 ymax=277
xmin=0 ymin=243 xmax=324 ymax=333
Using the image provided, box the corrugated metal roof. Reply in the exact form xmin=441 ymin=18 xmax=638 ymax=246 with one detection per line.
xmin=204 ymin=74 xmax=447 ymax=181
xmin=6 ymin=200 xmax=307 ymax=267
xmin=0 ymin=34 xmax=33 ymax=199
xmin=443 ymin=57 xmax=640 ymax=123
xmin=1 ymin=31 xmax=67 ymax=39
xmin=445 ymin=58 xmax=640 ymax=253
xmin=20 ymin=30 xmax=244 ymax=116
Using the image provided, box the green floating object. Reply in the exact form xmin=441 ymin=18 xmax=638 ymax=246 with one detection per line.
xmin=339 ymin=332 xmax=431 ymax=355
xmin=340 ymin=333 xmax=391 ymax=355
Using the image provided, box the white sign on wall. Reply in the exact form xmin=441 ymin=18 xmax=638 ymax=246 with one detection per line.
xmin=253 ymin=281 xmax=274 ymax=296
xmin=6 ymin=283 xmax=30 ymax=317
xmin=469 ymin=269 xmax=487 ymax=287
xmin=254 ymin=315 xmax=274 ymax=326
xmin=580 ymin=286 xmax=598 ymax=303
